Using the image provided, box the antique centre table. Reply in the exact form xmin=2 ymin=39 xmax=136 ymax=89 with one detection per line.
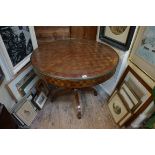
xmin=31 ymin=39 xmax=119 ymax=119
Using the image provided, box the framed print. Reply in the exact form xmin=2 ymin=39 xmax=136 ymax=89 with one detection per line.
xmin=99 ymin=26 xmax=136 ymax=51
xmin=7 ymin=65 xmax=39 ymax=102
xmin=108 ymin=91 xmax=128 ymax=123
xmin=15 ymin=100 xmax=37 ymax=126
xmin=33 ymin=91 xmax=47 ymax=109
xmin=0 ymin=66 xmax=5 ymax=86
xmin=0 ymin=26 xmax=38 ymax=78
xmin=121 ymin=83 xmax=139 ymax=105
xmin=114 ymin=66 xmax=153 ymax=126
xmin=119 ymin=83 xmax=135 ymax=110
xmin=130 ymin=26 xmax=155 ymax=80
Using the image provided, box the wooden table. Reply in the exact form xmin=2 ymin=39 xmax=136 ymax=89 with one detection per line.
xmin=31 ymin=39 xmax=119 ymax=119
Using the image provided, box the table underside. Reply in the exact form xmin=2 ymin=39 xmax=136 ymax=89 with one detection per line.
xmin=40 ymin=71 xmax=115 ymax=119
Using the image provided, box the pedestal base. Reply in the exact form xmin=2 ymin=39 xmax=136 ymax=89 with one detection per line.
xmin=50 ymin=87 xmax=98 ymax=119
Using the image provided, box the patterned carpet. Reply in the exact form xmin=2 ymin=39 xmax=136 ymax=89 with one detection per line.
xmin=31 ymin=87 xmax=118 ymax=129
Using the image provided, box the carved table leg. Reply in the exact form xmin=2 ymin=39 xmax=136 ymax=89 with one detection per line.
xmin=74 ymin=89 xmax=82 ymax=119
xmin=49 ymin=86 xmax=97 ymax=119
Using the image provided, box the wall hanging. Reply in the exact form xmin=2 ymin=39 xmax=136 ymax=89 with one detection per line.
xmin=130 ymin=26 xmax=155 ymax=81
xmin=0 ymin=26 xmax=38 ymax=79
xmin=99 ymin=26 xmax=136 ymax=51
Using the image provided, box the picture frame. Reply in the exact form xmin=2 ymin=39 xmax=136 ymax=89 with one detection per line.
xmin=33 ymin=91 xmax=47 ymax=109
xmin=119 ymin=83 xmax=136 ymax=110
xmin=0 ymin=26 xmax=38 ymax=80
xmin=0 ymin=66 xmax=5 ymax=86
xmin=99 ymin=26 xmax=136 ymax=51
xmin=7 ymin=64 xmax=39 ymax=102
xmin=130 ymin=26 xmax=155 ymax=81
xmin=114 ymin=66 xmax=153 ymax=126
xmin=108 ymin=91 xmax=129 ymax=124
xmin=123 ymin=83 xmax=139 ymax=107
xmin=15 ymin=100 xmax=37 ymax=126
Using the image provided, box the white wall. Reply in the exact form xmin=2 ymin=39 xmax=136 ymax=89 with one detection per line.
xmin=0 ymin=78 xmax=15 ymax=111
xmin=96 ymin=27 xmax=138 ymax=95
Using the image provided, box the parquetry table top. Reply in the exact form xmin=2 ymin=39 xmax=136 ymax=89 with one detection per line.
xmin=31 ymin=39 xmax=119 ymax=82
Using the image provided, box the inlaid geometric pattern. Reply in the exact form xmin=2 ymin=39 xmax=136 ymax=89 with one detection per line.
xmin=31 ymin=39 xmax=119 ymax=88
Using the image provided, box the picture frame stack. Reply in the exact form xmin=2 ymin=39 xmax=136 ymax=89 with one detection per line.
xmin=11 ymin=94 xmax=38 ymax=127
xmin=7 ymin=64 xmax=39 ymax=102
xmin=7 ymin=62 xmax=49 ymax=109
xmin=108 ymin=66 xmax=153 ymax=127
xmin=9 ymin=67 xmax=49 ymax=127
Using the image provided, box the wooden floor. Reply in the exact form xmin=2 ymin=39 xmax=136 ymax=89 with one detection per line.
xmin=31 ymin=89 xmax=118 ymax=129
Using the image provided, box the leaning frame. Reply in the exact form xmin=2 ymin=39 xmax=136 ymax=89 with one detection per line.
xmin=0 ymin=26 xmax=38 ymax=81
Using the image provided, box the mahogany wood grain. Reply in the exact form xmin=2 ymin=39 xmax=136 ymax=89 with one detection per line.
xmin=31 ymin=39 xmax=119 ymax=87
xmin=74 ymin=89 xmax=81 ymax=119
xmin=31 ymin=39 xmax=119 ymax=118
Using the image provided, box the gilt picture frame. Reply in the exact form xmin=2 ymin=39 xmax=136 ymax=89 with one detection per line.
xmin=0 ymin=26 xmax=38 ymax=79
xmin=99 ymin=26 xmax=136 ymax=51
xmin=130 ymin=26 xmax=155 ymax=81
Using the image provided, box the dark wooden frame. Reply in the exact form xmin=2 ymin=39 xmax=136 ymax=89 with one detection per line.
xmin=110 ymin=66 xmax=153 ymax=127
xmin=108 ymin=91 xmax=129 ymax=124
xmin=99 ymin=26 xmax=136 ymax=51
xmin=0 ymin=66 xmax=4 ymax=86
xmin=118 ymin=82 xmax=141 ymax=113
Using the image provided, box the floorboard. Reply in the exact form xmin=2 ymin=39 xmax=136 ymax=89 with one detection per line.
xmin=31 ymin=89 xmax=118 ymax=129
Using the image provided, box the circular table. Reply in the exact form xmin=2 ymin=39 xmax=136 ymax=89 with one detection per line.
xmin=31 ymin=39 xmax=119 ymax=118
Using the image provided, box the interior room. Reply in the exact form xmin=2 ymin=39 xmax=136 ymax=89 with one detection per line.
xmin=0 ymin=26 xmax=155 ymax=129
